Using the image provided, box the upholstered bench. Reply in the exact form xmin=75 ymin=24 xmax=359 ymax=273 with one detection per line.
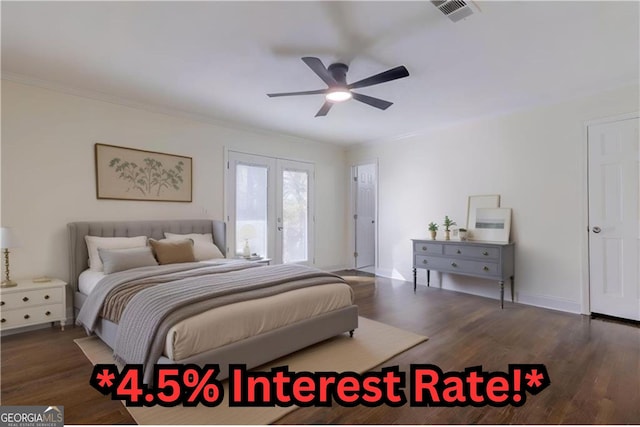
xmin=341 ymin=275 xmax=376 ymax=301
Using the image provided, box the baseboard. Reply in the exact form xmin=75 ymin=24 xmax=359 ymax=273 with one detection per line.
xmin=373 ymin=268 xmax=582 ymax=314
xmin=516 ymin=292 xmax=581 ymax=314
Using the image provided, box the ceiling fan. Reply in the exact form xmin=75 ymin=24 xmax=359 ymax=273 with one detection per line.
xmin=267 ymin=57 xmax=409 ymax=117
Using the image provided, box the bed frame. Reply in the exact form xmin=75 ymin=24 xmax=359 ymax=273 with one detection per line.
xmin=68 ymin=219 xmax=358 ymax=382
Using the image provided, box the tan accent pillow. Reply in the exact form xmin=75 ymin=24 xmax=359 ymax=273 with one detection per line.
xmin=164 ymin=232 xmax=224 ymax=260
xmin=149 ymin=239 xmax=196 ymax=265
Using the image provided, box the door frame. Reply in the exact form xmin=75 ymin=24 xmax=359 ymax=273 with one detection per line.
xmin=349 ymin=159 xmax=379 ymax=270
xmin=580 ymin=111 xmax=639 ymax=315
xmin=224 ymin=148 xmax=315 ymax=265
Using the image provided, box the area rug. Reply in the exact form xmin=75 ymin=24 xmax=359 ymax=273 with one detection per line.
xmin=74 ymin=316 xmax=427 ymax=425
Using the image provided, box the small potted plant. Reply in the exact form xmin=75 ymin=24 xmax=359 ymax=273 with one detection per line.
xmin=443 ymin=216 xmax=456 ymax=241
xmin=458 ymin=228 xmax=468 ymax=241
xmin=428 ymin=222 xmax=438 ymax=240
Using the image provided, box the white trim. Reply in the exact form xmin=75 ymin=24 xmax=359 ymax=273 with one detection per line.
xmin=580 ymin=111 xmax=640 ymax=315
xmin=2 ymin=72 xmax=344 ymax=148
xmin=374 ymin=268 xmax=583 ymax=314
xmin=225 ymin=150 xmax=315 ymax=265
xmin=516 ymin=292 xmax=582 ymax=314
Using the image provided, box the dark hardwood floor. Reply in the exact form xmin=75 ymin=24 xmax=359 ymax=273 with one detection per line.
xmin=1 ymin=274 xmax=638 ymax=424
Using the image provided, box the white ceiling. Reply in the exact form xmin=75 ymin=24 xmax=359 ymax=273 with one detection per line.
xmin=2 ymin=1 xmax=639 ymax=145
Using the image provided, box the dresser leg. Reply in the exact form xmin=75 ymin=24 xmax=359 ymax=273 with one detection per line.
xmin=413 ymin=268 xmax=417 ymax=291
xmin=511 ymin=276 xmax=514 ymax=303
xmin=499 ymin=281 xmax=504 ymax=309
xmin=427 ymin=270 xmax=430 ymax=287
xmin=60 ymin=321 xmax=65 ymax=332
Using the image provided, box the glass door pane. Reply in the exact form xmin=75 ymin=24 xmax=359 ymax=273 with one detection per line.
xmin=282 ymin=169 xmax=309 ymax=263
xmin=235 ymin=163 xmax=268 ymax=257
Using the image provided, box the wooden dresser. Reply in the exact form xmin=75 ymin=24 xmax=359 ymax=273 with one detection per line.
xmin=412 ymin=239 xmax=515 ymax=308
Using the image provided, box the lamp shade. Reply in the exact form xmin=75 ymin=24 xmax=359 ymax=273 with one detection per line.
xmin=0 ymin=227 xmax=21 ymax=249
xmin=239 ymin=224 xmax=257 ymax=240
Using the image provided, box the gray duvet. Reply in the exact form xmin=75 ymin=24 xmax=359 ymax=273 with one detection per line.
xmin=76 ymin=262 xmax=347 ymax=381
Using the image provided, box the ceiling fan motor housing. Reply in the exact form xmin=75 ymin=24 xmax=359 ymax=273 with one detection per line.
xmin=328 ymin=63 xmax=349 ymax=86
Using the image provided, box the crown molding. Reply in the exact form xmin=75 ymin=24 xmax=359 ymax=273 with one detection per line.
xmin=1 ymin=71 xmax=347 ymax=147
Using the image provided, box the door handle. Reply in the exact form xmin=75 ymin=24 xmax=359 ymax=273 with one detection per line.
xmin=592 ymin=226 xmax=601 ymax=234
xmin=277 ymin=226 xmax=283 ymax=231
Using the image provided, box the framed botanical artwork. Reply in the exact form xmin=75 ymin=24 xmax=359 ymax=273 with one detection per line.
xmin=466 ymin=194 xmax=500 ymax=240
xmin=95 ymin=143 xmax=192 ymax=202
xmin=472 ymin=208 xmax=512 ymax=242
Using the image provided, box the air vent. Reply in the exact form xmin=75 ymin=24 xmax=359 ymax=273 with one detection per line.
xmin=431 ymin=0 xmax=478 ymax=22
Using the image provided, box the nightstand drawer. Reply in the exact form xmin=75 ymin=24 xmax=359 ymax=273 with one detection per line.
xmin=413 ymin=242 xmax=443 ymax=255
xmin=0 ymin=287 xmax=63 ymax=307
xmin=0 ymin=303 xmax=64 ymax=329
xmin=444 ymin=245 xmax=499 ymax=260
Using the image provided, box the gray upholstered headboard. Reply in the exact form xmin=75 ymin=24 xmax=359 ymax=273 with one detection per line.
xmin=67 ymin=219 xmax=226 ymax=292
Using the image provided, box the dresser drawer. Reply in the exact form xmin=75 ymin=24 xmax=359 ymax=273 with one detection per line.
xmin=413 ymin=242 xmax=443 ymax=255
xmin=445 ymin=259 xmax=500 ymax=277
xmin=0 ymin=287 xmax=63 ymax=308
xmin=444 ymin=245 xmax=499 ymax=260
xmin=0 ymin=303 xmax=64 ymax=329
xmin=415 ymin=255 xmax=453 ymax=269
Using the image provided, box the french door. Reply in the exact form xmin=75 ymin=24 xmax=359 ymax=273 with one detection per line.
xmin=226 ymin=151 xmax=315 ymax=265
xmin=588 ymin=116 xmax=639 ymax=321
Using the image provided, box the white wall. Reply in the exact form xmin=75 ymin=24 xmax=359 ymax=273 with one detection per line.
xmin=347 ymin=84 xmax=640 ymax=313
xmin=1 ymin=80 xmax=349 ymax=283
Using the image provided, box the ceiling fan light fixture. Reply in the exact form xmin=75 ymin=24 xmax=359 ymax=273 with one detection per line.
xmin=326 ymin=88 xmax=352 ymax=102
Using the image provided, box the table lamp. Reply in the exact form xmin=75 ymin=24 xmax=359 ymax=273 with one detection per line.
xmin=239 ymin=224 xmax=257 ymax=257
xmin=1 ymin=227 xmax=21 ymax=288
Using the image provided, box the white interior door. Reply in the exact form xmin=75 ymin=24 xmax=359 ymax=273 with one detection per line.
xmin=354 ymin=163 xmax=376 ymax=269
xmin=588 ymin=117 xmax=640 ymax=321
xmin=226 ymin=151 xmax=314 ymax=265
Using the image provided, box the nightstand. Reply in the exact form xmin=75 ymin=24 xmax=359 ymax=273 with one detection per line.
xmin=0 ymin=278 xmax=68 ymax=331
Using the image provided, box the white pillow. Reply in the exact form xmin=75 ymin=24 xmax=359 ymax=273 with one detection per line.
xmin=164 ymin=232 xmax=224 ymax=261
xmin=85 ymin=235 xmax=148 ymax=271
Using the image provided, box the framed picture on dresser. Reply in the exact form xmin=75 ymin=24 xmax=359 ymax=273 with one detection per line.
xmin=466 ymin=194 xmax=500 ymax=240
xmin=472 ymin=207 xmax=512 ymax=242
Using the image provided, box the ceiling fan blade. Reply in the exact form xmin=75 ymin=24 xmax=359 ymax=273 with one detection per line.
xmin=315 ymin=101 xmax=333 ymax=117
xmin=351 ymin=92 xmax=393 ymax=110
xmin=302 ymin=57 xmax=337 ymax=86
xmin=267 ymin=89 xmax=328 ymax=97
xmin=347 ymin=65 xmax=409 ymax=89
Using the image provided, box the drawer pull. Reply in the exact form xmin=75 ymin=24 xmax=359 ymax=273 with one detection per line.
xmin=24 ymin=314 xmax=30 ymax=320
xmin=422 ymin=246 xmax=427 ymax=251
xmin=451 ymin=262 xmax=458 ymax=267
xmin=1 ymin=318 xmax=5 ymax=323
xmin=483 ymin=266 xmax=490 ymax=271
xmin=456 ymin=250 xmax=461 ymax=254
xmin=22 ymin=297 xmax=29 ymax=302
xmin=44 ymin=295 xmax=50 ymax=300
xmin=0 ymin=301 xmax=4 ymax=306
xmin=482 ymin=251 xmax=489 ymax=256
xmin=45 ymin=311 xmax=51 ymax=316
xmin=422 ymin=259 xmax=428 ymax=264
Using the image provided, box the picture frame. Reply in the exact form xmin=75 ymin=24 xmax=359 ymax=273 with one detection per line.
xmin=95 ymin=143 xmax=192 ymax=202
xmin=471 ymin=208 xmax=512 ymax=242
xmin=466 ymin=194 xmax=500 ymax=240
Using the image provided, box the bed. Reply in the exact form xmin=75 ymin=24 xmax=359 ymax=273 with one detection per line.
xmin=69 ymin=219 xmax=358 ymax=384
